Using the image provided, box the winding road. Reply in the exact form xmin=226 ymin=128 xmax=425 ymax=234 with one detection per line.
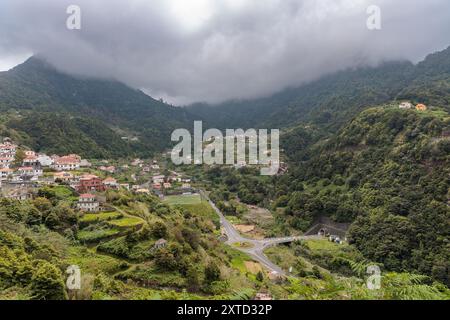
xmin=201 ymin=191 xmax=321 ymax=276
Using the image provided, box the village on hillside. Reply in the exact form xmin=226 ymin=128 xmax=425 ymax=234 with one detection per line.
xmin=0 ymin=139 xmax=195 ymax=212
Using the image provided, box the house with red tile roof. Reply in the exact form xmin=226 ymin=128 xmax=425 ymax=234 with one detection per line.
xmin=77 ymin=194 xmax=99 ymax=212
xmin=76 ymin=174 xmax=106 ymax=193
xmin=52 ymin=154 xmax=81 ymax=171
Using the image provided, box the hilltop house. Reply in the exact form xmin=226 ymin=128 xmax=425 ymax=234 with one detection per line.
xmin=52 ymin=154 xmax=81 ymax=171
xmin=77 ymin=194 xmax=99 ymax=212
xmin=416 ymin=104 xmax=428 ymax=111
xmin=399 ymin=101 xmax=413 ymax=109
xmin=76 ymin=174 xmax=106 ymax=193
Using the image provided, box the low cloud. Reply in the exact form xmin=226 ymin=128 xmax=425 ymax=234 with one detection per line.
xmin=1 ymin=0 xmax=449 ymax=104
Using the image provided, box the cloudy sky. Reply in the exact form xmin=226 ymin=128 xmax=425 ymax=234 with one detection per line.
xmin=0 ymin=0 xmax=449 ymax=104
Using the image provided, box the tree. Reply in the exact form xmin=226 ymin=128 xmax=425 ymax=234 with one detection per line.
xmin=186 ymin=266 xmax=201 ymax=291
xmin=13 ymin=149 xmax=25 ymax=167
xmin=256 ymin=271 xmax=264 ymax=282
xmin=32 ymin=197 xmax=53 ymax=214
xmin=30 ymin=261 xmax=67 ymax=300
xmin=153 ymin=248 xmax=177 ymax=271
xmin=150 ymin=221 xmax=167 ymax=239
xmin=204 ymin=262 xmax=221 ymax=284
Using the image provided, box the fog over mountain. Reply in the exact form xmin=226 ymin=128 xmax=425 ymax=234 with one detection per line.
xmin=1 ymin=0 xmax=449 ymax=104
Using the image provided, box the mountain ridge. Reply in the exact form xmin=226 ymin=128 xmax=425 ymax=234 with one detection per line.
xmin=0 ymin=57 xmax=194 ymax=157
xmin=188 ymin=46 xmax=450 ymax=132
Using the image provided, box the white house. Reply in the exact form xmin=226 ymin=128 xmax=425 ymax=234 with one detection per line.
xmin=52 ymin=155 xmax=81 ymax=171
xmin=399 ymin=102 xmax=413 ymax=109
xmin=37 ymin=154 xmax=54 ymax=167
xmin=77 ymin=194 xmax=100 ymax=212
xmin=18 ymin=166 xmax=43 ymax=177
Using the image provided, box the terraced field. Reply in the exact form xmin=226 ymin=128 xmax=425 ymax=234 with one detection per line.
xmin=80 ymin=212 xmax=123 ymax=224
xmin=77 ymin=228 xmax=122 ymax=242
xmin=108 ymin=217 xmax=144 ymax=228
xmin=77 ymin=210 xmax=145 ymax=243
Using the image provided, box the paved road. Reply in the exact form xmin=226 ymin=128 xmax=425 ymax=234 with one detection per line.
xmin=201 ymin=191 xmax=321 ymax=276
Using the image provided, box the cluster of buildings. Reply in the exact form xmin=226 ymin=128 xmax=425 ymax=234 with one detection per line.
xmin=399 ymin=101 xmax=428 ymax=111
xmin=0 ymin=140 xmax=196 ymax=212
xmin=151 ymin=171 xmax=192 ymax=194
xmin=0 ymin=140 xmax=119 ymax=203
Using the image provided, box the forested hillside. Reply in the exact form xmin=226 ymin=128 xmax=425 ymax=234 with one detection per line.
xmin=188 ymin=46 xmax=450 ymax=133
xmin=284 ymin=106 xmax=449 ymax=282
xmin=0 ymin=57 xmax=193 ymax=157
xmin=196 ymin=104 xmax=449 ymax=286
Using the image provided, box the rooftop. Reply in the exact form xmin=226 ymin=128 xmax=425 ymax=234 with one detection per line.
xmin=79 ymin=193 xmax=96 ymax=199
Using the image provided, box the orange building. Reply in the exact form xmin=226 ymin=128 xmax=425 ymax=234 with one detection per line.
xmin=416 ymin=104 xmax=427 ymax=111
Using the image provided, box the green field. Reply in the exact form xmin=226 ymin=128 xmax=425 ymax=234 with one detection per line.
xmin=163 ymin=194 xmax=202 ymax=205
xmin=66 ymin=246 xmax=128 ymax=275
xmin=52 ymin=185 xmax=74 ymax=198
xmin=80 ymin=211 xmax=123 ymax=224
xmin=164 ymin=194 xmax=219 ymax=225
xmin=108 ymin=217 xmax=144 ymax=228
